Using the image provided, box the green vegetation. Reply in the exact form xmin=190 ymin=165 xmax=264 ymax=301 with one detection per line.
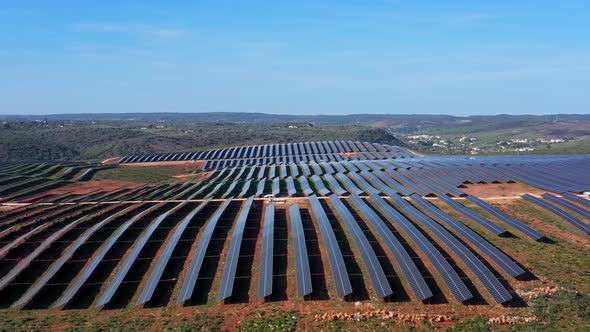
xmin=0 ymin=310 xmax=224 ymax=332
xmin=529 ymin=291 xmax=590 ymax=331
xmin=445 ymin=316 xmax=489 ymax=332
xmin=93 ymin=165 xmax=188 ymax=183
xmin=238 ymin=310 xmax=300 ymax=332
xmin=2 ymin=113 xmax=589 ymax=161
xmin=162 ymin=315 xmax=224 ymax=332
xmin=0 ymin=121 xmax=403 ymax=162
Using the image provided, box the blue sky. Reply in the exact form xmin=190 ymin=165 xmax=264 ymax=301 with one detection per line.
xmin=1 ymin=1 xmax=589 ymax=115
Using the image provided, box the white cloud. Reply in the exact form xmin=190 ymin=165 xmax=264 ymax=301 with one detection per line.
xmin=73 ymin=23 xmax=185 ymax=38
xmin=430 ymin=12 xmax=499 ymax=26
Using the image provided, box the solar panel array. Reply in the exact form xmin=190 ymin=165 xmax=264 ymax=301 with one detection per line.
xmin=1 ymin=142 xmax=590 ymax=310
xmin=391 ymin=195 xmax=513 ymax=304
xmin=523 ymin=194 xmax=590 ymax=234
xmin=120 ymin=141 xmax=416 ymax=166
xmin=328 ymin=195 xmax=393 ymax=298
xmin=367 ymin=194 xmax=473 ymax=303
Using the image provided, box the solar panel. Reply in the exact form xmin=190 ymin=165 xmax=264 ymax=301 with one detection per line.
xmin=334 ymin=173 xmax=364 ymax=195
xmin=465 ymin=195 xmax=544 ymax=241
xmin=322 ymin=174 xmax=347 ymax=195
xmin=438 ymin=196 xmax=507 ymax=235
xmin=334 ymin=141 xmax=352 ymax=153
xmin=257 ymin=205 xmax=275 ymax=299
xmin=218 ymin=196 xmax=255 ymax=300
xmin=51 ymin=203 xmax=166 ymax=308
xmin=238 ymin=180 xmax=252 ymax=198
xmin=0 ymin=206 xmax=103 ymax=292
xmin=290 ymin=164 xmax=300 ymax=177
xmin=310 ymin=175 xmax=331 ymax=195
xmin=523 ymin=194 xmax=590 ymax=234
xmin=331 ymin=162 xmax=347 ymax=174
xmin=289 ymin=205 xmax=312 ymax=297
xmin=300 ymin=163 xmax=311 ymax=176
xmin=348 ymin=195 xmax=432 ymax=301
xmin=137 ymin=201 xmax=209 ymax=305
xmin=361 ymin=171 xmax=410 ymax=197
xmin=297 ymin=176 xmax=314 ymax=196
xmin=308 ymin=195 xmax=352 ymax=297
xmin=413 ymin=169 xmax=465 ymax=197
xmin=397 ymin=168 xmax=444 ymax=196
xmin=352 ymin=161 xmax=370 ymax=172
xmin=268 ymin=165 xmax=276 ymax=179
xmin=310 ymin=162 xmax=323 ymax=175
xmin=10 ymin=204 xmax=137 ymax=308
xmin=367 ymin=194 xmax=472 ymax=302
xmin=272 ymin=177 xmax=280 ymax=195
xmin=293 ymin=143 xmax=300 ymax=156
xmin=328 ymin=195 xmax=393 ymax=298
xmin=341 ymin=161 xmax=358 ymax=173
xmin=346 ymin=172 xmax=380 ymax=194
xmin=221 ymin=181 xmax=239 ymax=198
xmin=256 ymin=180 xmax=266 ymax=197
xmin=543 ymin=193 xmax=590 ymax=219
xmin=385 ymin=168 xmax=431 ymax=196
xmin=320 ymin=162 xmax=336 ymax=175
xmin=176 ymin=199 xmax=233 ymax=303
xmin=0 ymin=205 xmax=81 ymax=258
xmin=563 ymin=192 xmax=590 ymax=209
xmin=410 ymin=195 xmax=524 ymax=278
xmin=96 ymin=202 xmax=187 ymax=307
xmin=286 ymin=176 xmax=297 ymax=196
xmin=257 ymin=166 xmax=266 ymax=180
xmin=245 ymin=166 xmax=256 ymax=180
xmin=390 ymin=195 xmax=512 ymax=304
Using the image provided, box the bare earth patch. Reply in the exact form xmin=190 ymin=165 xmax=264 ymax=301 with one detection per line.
xmin=44 ymin=179 xmax=143 ymax=196
xmin=461 ymin=182 xmax=546 ymax=198
xmin=121 ymin=160 xmax=205 ymax=169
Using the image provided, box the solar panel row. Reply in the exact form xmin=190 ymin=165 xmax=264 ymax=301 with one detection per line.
xmin=410 ymin=195 xmax=525 ymax=278
xmin=391 ymin=195 xmax=512 ymax=304
xmin=218 ymin=197 xmax=255 ymax=301
xmin=289 ymin=205 xmax=313 ymax=297
xmin=348 ymin=195 xmax=432 ymax=301
xmin=522 ymin=194 xmax=590 ymax=234
xmin=328 ymin=195 xmax=393 ymax=298
xmin=437 ymin=195 xmax=507 ymax=236
xmin=465 ymin=195 xmax=545 ymax=241
xmin=308 ymin=195 xmax=353 ymax=297
xmin=367 ymin=194 xmax=473 ymax=302
xmin=257 ymin=205 xmax=275 ymax=299
xmin=53 ymin=203 xmax=166 ymax=308
xmin=137 ymin=201 xmax=209 ymax=305
xmin=177 ymin=199 xmax=233 ymax=303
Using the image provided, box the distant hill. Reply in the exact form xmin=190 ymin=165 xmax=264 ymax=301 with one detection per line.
xmin=2 ymin=112 xmax=589 ymax=125
xmin=2 ymin=112 xmax=589 ymax=161
xmin=0 ymin=121 xmax=403 ymax=162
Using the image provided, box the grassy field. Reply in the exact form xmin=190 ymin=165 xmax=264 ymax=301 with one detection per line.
xmin=92 ymin=165 xmax=194 ymax=184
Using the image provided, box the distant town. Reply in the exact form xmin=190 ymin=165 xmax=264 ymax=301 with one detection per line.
xmin=404 ymin=134 xmax=575 ymax=155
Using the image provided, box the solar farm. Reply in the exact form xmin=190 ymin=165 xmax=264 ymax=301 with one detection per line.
xmin=1 ymin=140 xmax=589 ymax=329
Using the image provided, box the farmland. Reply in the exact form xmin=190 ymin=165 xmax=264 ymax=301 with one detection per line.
xmin=0 ymin=141 xmax=589 ymax=331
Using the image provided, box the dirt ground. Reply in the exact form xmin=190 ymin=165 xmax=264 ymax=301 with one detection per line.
xmin=460 ymin=182 xmax=546 ymax=198
xmin=44 ymin=179 xmax=143 ymax=196
xmin=0 ymin=205 xmax=18 ymax=212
